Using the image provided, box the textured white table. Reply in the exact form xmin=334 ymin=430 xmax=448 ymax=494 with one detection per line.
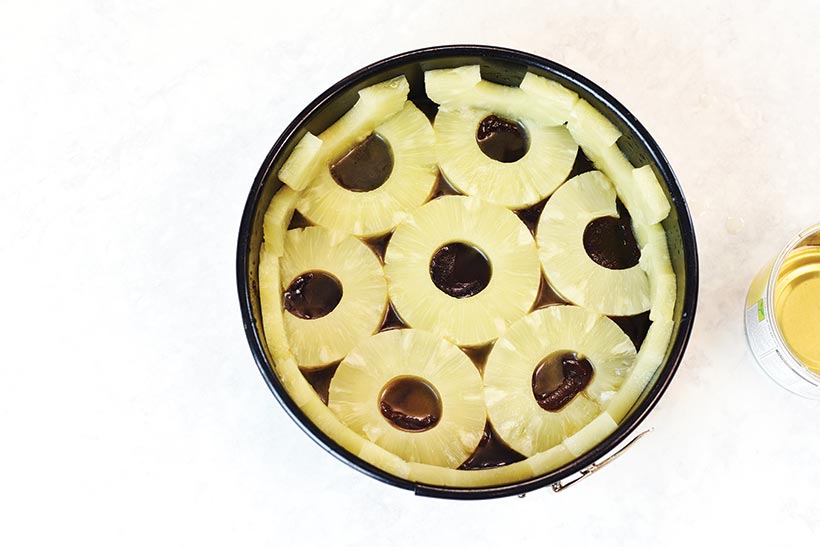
xmin=2 ymin=1 xmax=819 ymax=545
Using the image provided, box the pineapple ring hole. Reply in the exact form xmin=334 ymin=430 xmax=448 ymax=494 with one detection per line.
xmin=379 ymin=375 xmax=442 ymax=432
xmin=429 ymin=242 xmax=492 ymax=299
xmin=476 ymin=115 xmax=529 ymax=163
xmin=283 ymin=270 xmax=343 ymax=320
xmin=532 ymin=351 xmax=594 ymax=412
xmin=582 ymin=202 xmax=641 ymax=270
xmin=329 ymin=133 xmax=394 ymax=192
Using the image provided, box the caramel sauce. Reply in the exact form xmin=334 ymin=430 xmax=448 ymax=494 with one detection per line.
xmin=429 ymin=242 xmax=492 ymax=298
xmin=301 ymin=362 xmax=341 ymax=405
xmin=283 ymin=271 xmax=342 ymax=320
xmin=567 ymin=148 xmax=596 ymax=179
xmin=583 ymin=201 xmax=640 ymax=270
xmin=460 ymin=342 xmax=495 ymax=373
xmin=329 ymin=133 xmax=393 ymax=192
xmin=459 ymin=422 xmax=526 ymax=470
xmin=379 ymin=301 xmax=406 ymax=331
xmin=514 ymin=197 xmax=548 ymax=236
xmin=362 ymin=232 xmax=392 ymax=264
xmin=287 ymin=209 xmax=313 ymax=230
xmin=610 ymin=312 xmax=651 ymax=351
xmin=532 ymin=352 xmax=594 ymax=412
xmin=476 ymin=115 xmax=529 ymax=163
xmin=531 ymin=275 xmax=569 ymax=311
xmin=379 ymin=376 xmax=442 ymax=432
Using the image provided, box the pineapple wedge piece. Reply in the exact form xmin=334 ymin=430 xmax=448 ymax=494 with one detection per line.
xmin=385 ymin=196 xmax=540 ymax=346
xmin=634 ymin=221 xmax=677 ymax=322
xmin=537 ymin=171 xmax=651 ymax=316
xmin=405 ymin=443 xmax=574 ymax=487
xmin=425 ymin=66 xmax=578 ymax=126
xmin=262 ymin=186 xmax=300 ymax=256
xmin=606 ymin=319 xmax=674 ymax=423
xmin=328 ymin=329 xmax=486 ymax=468
xmin=567 ymin=99 xmax=671 ymax=225
xmin=434 ymin=107 xmax=577 ymax=207
xmin=278 ymin=132 xmax=322 ymax=191
xmin=423 ymin=65 xmax=482 ymax=105
xmin=276 ymin=75 xmax=410 ymax=191
xmin=484 ymin=306 xmax=636 ymax=456
xmin=280 ymin=226 xmax=387 ymax=368
xmin=297 ymin=101 xmax=437 ymax=237
xmin=258 ymin=245 xmax=293 ymax=362
xmin=563 ymin=412 xmax=618 ymax=457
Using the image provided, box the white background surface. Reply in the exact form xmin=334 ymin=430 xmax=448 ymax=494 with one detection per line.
xmin=2 ymin=0 xmax=819 ymax=545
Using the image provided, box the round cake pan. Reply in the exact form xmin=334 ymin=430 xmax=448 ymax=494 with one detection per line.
xmin=237 ymin=45 xmax=699 ymax=499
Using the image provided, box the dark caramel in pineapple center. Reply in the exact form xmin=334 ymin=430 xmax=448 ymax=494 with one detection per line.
xmin=430 ymin=242 xmax=492 ymax=298
xmin=583 ymin=202 xmax=641 ymax=270
xmin=476 ymin=115 xmax=529 ymax=163
xmin=330 ymin=133 xmax=393 ymax=192
xmin=283 ymin=271 xmax=342 ymax=320
xmin=379 ymin=375 xmax=442 ymax=432
xmin=532 ymin=352 xmax=594 ymax=412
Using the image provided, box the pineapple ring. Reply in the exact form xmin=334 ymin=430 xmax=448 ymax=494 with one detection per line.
xmin=297 ymin=101 xmax=438 ymax=237
xmin=434 ymin=107 xmax=577 ymax=208
xmin=328 ymin=329 xmax=486 ymax=468
xmin=385 ymin=195 xmax=541 ymax=346
xmin=483 ymin=306 xmax=636 ymax=457
xmin=537 ymin=170 xmax=651 ymax=316
xmin=280 ymin=226 xmax=388 ymax=368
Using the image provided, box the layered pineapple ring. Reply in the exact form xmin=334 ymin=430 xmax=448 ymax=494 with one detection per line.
xmin=434 ymin=107 xmax=577 ymax=208
xmin=537 ymin=171 xmax=651 ymax=316
xmin=484 ymin=306 xmax=636 ymax=456
xmin=328 ymin=329 xmax=486 ymax=468
xmin=385 ymin=195 xmax=541 ymax=346
xmin=298 ymin=101 xmax=438 ymax=237
xmin=280 ymin=226 xmax=388 ymax=368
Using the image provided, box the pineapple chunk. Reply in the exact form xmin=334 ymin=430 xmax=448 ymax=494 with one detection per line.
xmin=385 ymin=196 xmax=540 ymax=346
xmin=434 ymin=107 xmax=577 ymax=207
xmin=567 ymin=99 xmax=671 ymax=225
xmin=563 ymin=412 xmax=618 ymax=457
xmin=276 ymin=75 xmax=409 ymax=192
xmin=297 ymin=101 xmax=437 ymax=237
xmin=518 ymin=72 xmax=579 ymax=126
xmin=280 ymin=227 xmax=388 ymax=368
xmin=262 ymin=186 xmax=300 ymax=256
xmin=483 ymin=306 xmax=636 ymax=456
xmin=632 ymin=165 xmax=672 ymax=224
xmin=277 ymin=132 xmax=322 ymax=191
xmin=605 ymin=319 xmax=674 ymax=423
xmin=424 ymin=65 xmax=482 ymax=105
xmin=425 ymin=66 xmax=578 ymax=125
xmin=634 ymin=221 xmax=677 ymax=322
xmin=328 ymin=329 xmax=486 ymax=468
xmin=567 ymin=99 xmax=621 ymax=150
xmin=536 ymin=171 xmax=651 ymax=316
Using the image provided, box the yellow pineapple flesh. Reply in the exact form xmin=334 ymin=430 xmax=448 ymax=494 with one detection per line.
xmin=280 ymin=226 xmax=387 ymax=368
xmin=385 ymin=195 xmax=540 ymax=346
xmin=537 ymin=170 xmax=650 ymax=316
xmin=297 ymin=101 xmax=437 ymax=237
